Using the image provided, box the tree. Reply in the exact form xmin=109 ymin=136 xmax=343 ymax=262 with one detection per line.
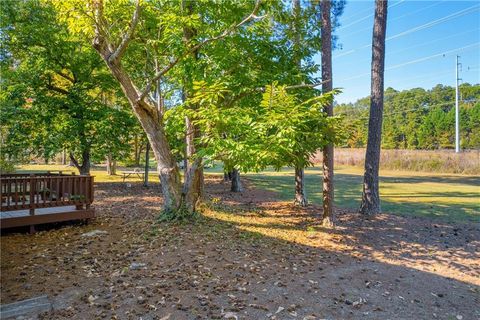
xmin=320 ymin=0 xmax=334 ymax=226
xmin=336 ymin=83 xmax=480 ymax=150
xmin=360 ymin=0 xmax=388 ymax=215
xmin=176 ymin=81 xmax=343 ymax=190
xmin=56 ymin=0 xmax=264 ymax=216
xmin=292 ymin=0 xmax=308 ymax=207
xmin=0 ymin=0 xmax=135 ymax=175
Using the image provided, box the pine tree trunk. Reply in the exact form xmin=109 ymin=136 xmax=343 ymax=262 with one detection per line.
xmin=230 ymin=169 xmax=243 ymax=192
xmin=360 ymin=0 xmax=388 ymax=215
xmin=294 ymin=166 xmax=307 ymax=206
xmin=321 ymin=0 xmax=334 ymax=226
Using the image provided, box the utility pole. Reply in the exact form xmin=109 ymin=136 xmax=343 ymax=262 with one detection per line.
xmin=455 ymin=55 xmax=461 ymax=153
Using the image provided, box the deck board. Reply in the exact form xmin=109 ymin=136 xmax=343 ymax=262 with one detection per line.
xmin=0 ymin=206 xmax=95 ymax=229
xmin=1 ymin=206 xmax=77 ymax=219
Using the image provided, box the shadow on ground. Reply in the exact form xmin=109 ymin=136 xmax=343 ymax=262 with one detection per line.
xmin=246 ymin=170 xmax=480 ymax=222
xmin=1 ymin=179 xmax=479 ymax=319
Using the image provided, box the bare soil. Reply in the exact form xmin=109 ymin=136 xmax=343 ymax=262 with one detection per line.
xmin=1 ymin=177 xmax=479 ymax=319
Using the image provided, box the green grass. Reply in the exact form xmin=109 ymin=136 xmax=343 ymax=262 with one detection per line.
xmin=245 ymin=166 xmax=480 ymax=223
xmin=16 ymin=164 xmax=479 ymax=222
xmin=15 ymin=164 xmax=160 ymax=183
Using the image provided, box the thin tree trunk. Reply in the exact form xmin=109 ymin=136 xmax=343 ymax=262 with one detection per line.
xmin=62 ymin=149 xmax=67 ymax=165
xmin=133 ymin=134 xmax=140 ymax=166
xmin=230 ymin=169 xmax=243 ymax=192
xmin=360 ymin=0 xmax=388 ymax=215
xmin=183 ymin=92 xmax=204 ymax=211
xmin=106 ymin=153 xmax=116 ymax=175
xmin=294 ymin=166 xmax=307 ymax=206
xmin=292 ymin=0 xmax=307 ymax=207
xmin=70 ymin=150 xmax=91 ymax=175
xmin=224 ymin=170 xmax=232 ymax=182
xmin=91 ymin=0 xmax=203 ymax=215
xmin=321 ymin=0 xmax=334 ymax=226
xmin=182 ymin=0 xmax=204 ymax=207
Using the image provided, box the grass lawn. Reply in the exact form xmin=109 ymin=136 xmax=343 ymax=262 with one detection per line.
xmin=245 ymin=166 xmax=480 ymax=223
xmin=15 ymin=164 xmax=160 ymax=183
xmin=15 ymin=164 xmax=480 ymax=222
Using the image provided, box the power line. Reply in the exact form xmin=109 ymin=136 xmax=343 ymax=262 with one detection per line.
xmin=336 ymin=42 xmax=480 ymax=83
xmin=333 ymin=4 xmax=480 ymax=60
xmin=386 ymin=70 xmax=452 ymax=85
xmin=341 ymin=0 xmax=445 ymax=39
xmin=387 ymin=42 xmax=479 ymax=71
xmin=337 ymin=28 xmax=478 ymax=69
xmin=389 ymin=0 xmax=445 ymax=23
xmin=337 ymin=0 xmax=405 ymax=32
xmin=387 ymin=28 xmax=479 ymax=57
xmin=338 ymin=4 xmax=374 ymax=25
xmin=386 ymin=4 xmax=480 ymax=41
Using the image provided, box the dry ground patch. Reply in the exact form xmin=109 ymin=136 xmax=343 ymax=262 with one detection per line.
xmin=1 ymin=177 xmax=479 ymax=319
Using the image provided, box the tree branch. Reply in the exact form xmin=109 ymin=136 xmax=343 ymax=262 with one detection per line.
xmin=47 ymin=84 xmax=70 ymax=95
xmin=108 ymin=0 xmax=141 ymax=63
xmin=138 ymin=0 xmax=264 ymax=102
xmin=284 ymin=80 xmax=330 ymax=90
xmin=55 ymin=71 xmax=75 ymax=84
xmin=69 ymin=152 xmax=80 ymax=169
xmin=92 ymin=0 xmax=113 ymax=57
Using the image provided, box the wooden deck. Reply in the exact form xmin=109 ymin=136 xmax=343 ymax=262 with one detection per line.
xmin=1 ymin=173 xmax=95 ymax=230
xmin=0 ymin=206 xmax=95 ymax=229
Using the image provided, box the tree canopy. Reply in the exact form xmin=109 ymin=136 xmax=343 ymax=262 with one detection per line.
xmin=337 ymin=83 xmax=480 ymax=150
xmin=0 ymin=0 xmax=136 ymax=173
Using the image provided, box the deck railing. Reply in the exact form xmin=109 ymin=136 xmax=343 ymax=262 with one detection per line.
xmin=0 ymin=174 xmax=94 ymax=213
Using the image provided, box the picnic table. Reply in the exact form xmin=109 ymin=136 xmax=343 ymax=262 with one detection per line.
xmin=121 ymin=170 xmax=145 ymax=182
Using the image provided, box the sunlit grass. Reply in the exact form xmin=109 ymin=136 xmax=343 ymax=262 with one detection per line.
xmin=15 ymin=164 xmax=159 ymax=183
xmin=246 ymin=166 xmax=480 ymax=222
xmin=15 ymin=164 xmax=479 ymax=222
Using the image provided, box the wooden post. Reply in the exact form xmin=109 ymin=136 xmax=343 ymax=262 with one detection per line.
xmin=29 ymin=174 xmax=35 ymax=234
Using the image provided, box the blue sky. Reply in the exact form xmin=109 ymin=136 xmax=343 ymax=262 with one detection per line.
xmin=320 ymin=0 xmax=480 ymax=104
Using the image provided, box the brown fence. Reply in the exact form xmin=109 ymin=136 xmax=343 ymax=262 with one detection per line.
xmin=0 ymin=173 xmax=94 ymax=213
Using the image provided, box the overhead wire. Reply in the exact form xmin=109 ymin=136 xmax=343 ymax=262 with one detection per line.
xmin=337 ymin=0 xmax=405 ymax=32
xmin=333 ymin=4 xmax=480 ymax=60
xmin=339 ymin=0 xmax=446 ymax=39
xmin=386 ymin=3 xmax=480 ymax=41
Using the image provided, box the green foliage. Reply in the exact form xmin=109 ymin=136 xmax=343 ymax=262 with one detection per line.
xmin=337 ymin=84 xmax=480 ymax=150
xmin=158 ymin=205 xmax=199 ymax=223
xmin=4 ymin=0 xmax=347 ymax=185
xmin=0 ymin=159 xmax=16 ymax=174
xmin=0 ymin=0 xmax=136 ymax=165
xmin=165 ymin=81 xmax=344 ymax=172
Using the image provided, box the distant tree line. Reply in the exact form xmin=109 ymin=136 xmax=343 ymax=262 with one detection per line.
xmin=337 ymin=83 xmax=480 ymax=150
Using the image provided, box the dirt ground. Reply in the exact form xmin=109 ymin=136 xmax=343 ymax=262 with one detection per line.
xmin=1 ymin=177 xmax=479 ymax=319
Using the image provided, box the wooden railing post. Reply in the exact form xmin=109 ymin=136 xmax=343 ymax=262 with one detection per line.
xmin=29 ymin=174 xmax=35 ymax=233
